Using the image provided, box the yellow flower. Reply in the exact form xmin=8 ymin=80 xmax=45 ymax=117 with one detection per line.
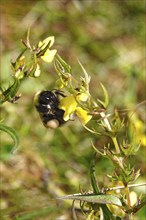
xmin=59 ymin=95 xmax=77 ymax=121
xmin=76 ymin=107 xmax=92 ymax=125
xmin=59 ymin=93 xmax=92 ymax=125
xmin=76 ymin=92 xmax=88 ymax=102
xmin=41 ymin=49 xmax=57 ymax=63
xmin=38 ymin=36 xmax=57 ymax=63
xmin=38 ymin=36 xmax=55 ymax=50
xmin=11 ymin=55 xmax=25 ymax=79
xmin=14 ymin=69 xmax=24 ymax=79
xmin=130 ymin=114 xmax=146 ymax=146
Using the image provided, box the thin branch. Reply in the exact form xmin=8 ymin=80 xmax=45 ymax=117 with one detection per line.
xmin=105 ymin=182 xmax=146 ymax=192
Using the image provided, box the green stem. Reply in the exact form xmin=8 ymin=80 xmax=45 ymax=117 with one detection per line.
xmin=125 ymin=186 xmax=131 ymax=208
xmin=112 ymin=136 xmax=120 ymax=155
xmin=105 ymin=182 xmax=146 ymax=191
xmin=125 ymin=185 xmax=134 ymax=220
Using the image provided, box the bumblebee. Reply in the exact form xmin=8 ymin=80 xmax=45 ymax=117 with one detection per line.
xmin=34 ymin=90 xmax=65 ymax=129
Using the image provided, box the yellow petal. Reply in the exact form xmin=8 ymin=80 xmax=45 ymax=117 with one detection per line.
xmin=76 ymin=107 xmax=92 ymax=125
xmin=59 ymin=95 xmax=77 ymax=121
xmin=76 ymin=92 xmax=88 ymax=102
xmin=41 ymin=49 xmax=57 ymax=63
xmin=38 ymin=36 xmax=55 ymax=49
xmin=130 ymin=191 xmax=137 ymax=206
xmin=130 ymin=114 xmax=146 ymax=146
xmin=15 ymin=69 xmax=24 ymax=79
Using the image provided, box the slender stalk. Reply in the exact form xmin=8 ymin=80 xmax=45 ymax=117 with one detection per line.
xmin=100 ymin=110 xmax=133 ymax=219
xmin=125 ymin=186 xmax=131 ymax=208
xmin=112 ymin=136 xmax=120 ymax=154
xmin=125 ymin=185 xmax=134 ymax=220
xmin=105 ymin=182 xmax=146 ymax=191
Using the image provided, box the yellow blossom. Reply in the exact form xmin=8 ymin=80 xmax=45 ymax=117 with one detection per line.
xmin=130 ymin=114 xmax=146 ymax=146
xmin=59 ymin=93 xmax=92 ymax=124
xmin=38 ymin=36 xmax=57 ymax=63
xmin=38 ymin=36 xmax=55 ymax=50
xmin=76 ymin=107 xmax=92 ymax=125
xmin=14 ymin=69 xmax=24 ymax=79
xmin=11 ymin=55 xmax=25 ymax=79
xmin=41 ymin=49 xmax=57 ymax=63
xmin=59 ymin=95 xmax=77 ymax=121
xmin=76 ymin=92 xmax=88 ymax=102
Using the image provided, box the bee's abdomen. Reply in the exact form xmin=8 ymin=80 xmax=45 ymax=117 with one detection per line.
xmin=34 ymin=90 xmax=65 ymax=128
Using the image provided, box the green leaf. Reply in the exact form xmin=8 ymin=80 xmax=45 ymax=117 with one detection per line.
xmin=78 ymin=59 xmax=91 ymax=84
xmin=90 ymin=153 xmax=100 ymax=194
xmin=97 ymin=83 xmax=109 ymax=108
xmin=0 ymin=79 xmax=20 ymax=104
xmin=0 ymin=124 xmax=19 ymax=150
xmin=55 ymin=54 xmax=71 ymax=74
xmin=120 ymin=141 xmax=141 ymax=156
xmin=90 ymin=154 xmax=115 ymax=219
xmin=57 ymin=193 xmax=122 ymax=207
xmin=26 ymin=27 xmax=31 ymax=49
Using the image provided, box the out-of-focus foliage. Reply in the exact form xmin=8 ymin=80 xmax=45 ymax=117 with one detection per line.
xmin=0 ymin=0 xmax=145 ymax=219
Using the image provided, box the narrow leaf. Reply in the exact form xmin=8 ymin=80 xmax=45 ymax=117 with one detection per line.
xmin=55 ymin=54 xmax=71 ymax=73
xmin=0 ymin=124 xmax=19 ymax=149
xmin=97 ymin=83 xmax=109 ymax=108
xmin=0 ymin=79 xmax=20 ymax=104
xmin=26 ymin=27 xmax=31 ymax=49
xmin=57 ymin=193 xmax=122 ymax=207
xmin=90 ymin=153 xmax=99 ymax=194
xmin=78 ymin=59 xmax=91 ymax=84
xmin=90 ymin=155 xmax=114 ymax=219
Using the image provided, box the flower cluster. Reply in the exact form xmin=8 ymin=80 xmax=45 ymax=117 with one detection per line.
xmin=11 ymin=35 xmax=57 ymax=80
xmin=59 ymin=92 xmax=92 ymax=125
xmin=1 ymin=33 xmax=57 ymax=104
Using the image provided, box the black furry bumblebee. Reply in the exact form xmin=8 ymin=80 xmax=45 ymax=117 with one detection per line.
xmin=34 ymin=90 xmax=65 ymax=128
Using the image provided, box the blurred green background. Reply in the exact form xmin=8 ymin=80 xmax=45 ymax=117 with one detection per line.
xmin=0 ymin=0 xmax=146 ymax=219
